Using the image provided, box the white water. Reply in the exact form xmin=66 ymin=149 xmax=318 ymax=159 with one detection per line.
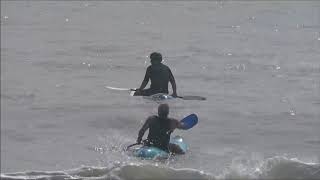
xmin=1 ymin=1 xmax=320 ymax=179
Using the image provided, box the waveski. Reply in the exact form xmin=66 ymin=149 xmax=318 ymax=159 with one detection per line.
xmin=125 ymin=114 xmax=198 ymax=159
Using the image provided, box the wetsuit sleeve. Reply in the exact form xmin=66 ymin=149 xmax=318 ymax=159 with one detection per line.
xmin=144 ymin=67 xmax=151 ymax=82
xmin=137 ymin=116 xmax=152 ymax=143
xmin=168 ymin=68 xmax=177 ymax=96
xmin=138 ymin=67 xmax=151 ymax=90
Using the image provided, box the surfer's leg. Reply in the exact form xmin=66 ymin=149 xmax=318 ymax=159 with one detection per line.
xmin=134 ymin=89 xmax=153 ymax=96
xmin=168 ymin=143 xmax=185 ymax=154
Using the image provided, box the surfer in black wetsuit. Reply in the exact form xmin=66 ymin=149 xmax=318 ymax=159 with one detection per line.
xmin=134 ymin=52 xmax=178 ymax=97
xmin=136 ymin=104 xmax=185 ymax=154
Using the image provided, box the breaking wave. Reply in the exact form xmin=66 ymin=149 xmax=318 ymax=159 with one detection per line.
xmin=1 ymin=156 xmax=319 ymax=180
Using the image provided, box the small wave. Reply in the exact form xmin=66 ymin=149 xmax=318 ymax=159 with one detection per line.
xmin=257 ymin=156 xmax=320 ymax=179
xmin=1 ymin=156 xmax=319 ymax=180
xmin=219 ymin=156 xmax=320 ymax=179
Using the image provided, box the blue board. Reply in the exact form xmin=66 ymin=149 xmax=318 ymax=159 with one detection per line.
xmin=132 ymin=136 xmax=188 ymax=159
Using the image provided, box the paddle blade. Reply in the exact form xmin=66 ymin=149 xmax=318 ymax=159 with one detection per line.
xmin=180 ymin=114 xmax=198 ymax=130
xmin=181 ymin=96 xmax=206 ymax=101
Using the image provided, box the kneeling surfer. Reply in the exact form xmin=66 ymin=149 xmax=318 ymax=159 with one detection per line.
xmin=137 ymin=104 xmax=185 ymax=154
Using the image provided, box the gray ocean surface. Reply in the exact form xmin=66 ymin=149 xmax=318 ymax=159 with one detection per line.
xmin=1 ymin=1 xmax=320 ymax=179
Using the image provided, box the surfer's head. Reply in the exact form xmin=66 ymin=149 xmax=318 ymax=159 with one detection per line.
xmin=150 ymin=52 xmax=162 ymax=65
xmin=158 ymin=103 xmax=169 ymax=118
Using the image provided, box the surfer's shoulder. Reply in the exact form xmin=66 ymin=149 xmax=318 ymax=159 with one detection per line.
xmin=147 ymin=115 xmax=158 ymax=121
xmin=161 ymin=63 xmax=170 ymax=69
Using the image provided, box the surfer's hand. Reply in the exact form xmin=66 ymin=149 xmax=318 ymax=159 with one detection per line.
xmin=135 ymin=89 xmax=142 ymax=94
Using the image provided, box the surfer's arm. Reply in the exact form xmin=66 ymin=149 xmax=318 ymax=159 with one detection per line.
xmin=172 ymin=119 xmax=184 ymax=130
xmin=137 ymin=117 xmax=151 ymax=143
xmin=138 ymin=67 xmax=151 ymax=90
xmin=169 ymin=69 xmax=177 ymax=97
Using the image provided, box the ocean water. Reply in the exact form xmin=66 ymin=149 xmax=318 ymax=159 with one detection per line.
xmin=1 ymin=1 xmax=320 ymax=179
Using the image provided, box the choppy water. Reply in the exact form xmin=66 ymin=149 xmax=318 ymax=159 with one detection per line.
xmin=1 ymin=1 xmax=320 ymax=179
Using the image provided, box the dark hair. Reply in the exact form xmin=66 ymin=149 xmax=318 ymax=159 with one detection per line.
xmin=158 ymin=103 xmax=169 ymax=118
xmin=150 ymin=52 xmax=162 ymax=62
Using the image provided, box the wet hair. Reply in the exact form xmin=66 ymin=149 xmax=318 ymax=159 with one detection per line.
xmin=150 ymin=52 xmax=162 ymax=62
xmin=158 ymin=103 xmax=169 ymax=118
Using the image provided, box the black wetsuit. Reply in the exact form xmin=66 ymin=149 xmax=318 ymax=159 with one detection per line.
xmin=146 ymin=115 xmax=172 ymax=151
xmin=140 ymin=63 xmax=174 ymax=96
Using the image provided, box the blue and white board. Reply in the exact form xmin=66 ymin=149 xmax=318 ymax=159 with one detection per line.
xmin=106 ymin=86 xmax=206 ymax=101
xmin=132 ymin=136 xmax=188 ymax=159
xmin=143 ymin=93 xmax=174 ymax=101
xmin=129 ymin=91 xmax=173 ymax=100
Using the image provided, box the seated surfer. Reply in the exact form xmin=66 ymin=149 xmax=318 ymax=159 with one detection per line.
xmin=136 ymin=104 xmax=185 ymax=154
xmin=134 ymin=52 xmax=178 ymax=97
